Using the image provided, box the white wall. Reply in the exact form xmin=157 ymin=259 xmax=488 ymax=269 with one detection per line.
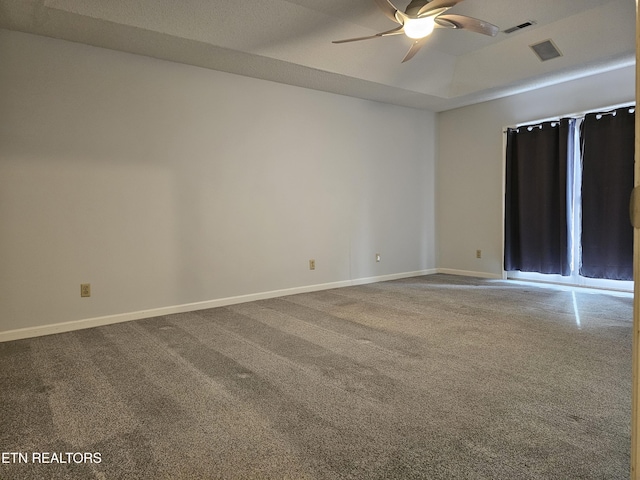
xmin=0 ymin=29 xmax=437 ymax=338
xmin=436 ymin=66 xmax=635 ymax=278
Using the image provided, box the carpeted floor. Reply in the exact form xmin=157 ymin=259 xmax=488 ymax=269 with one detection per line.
xmin=0 ymin=274 xmax=633 ymax=479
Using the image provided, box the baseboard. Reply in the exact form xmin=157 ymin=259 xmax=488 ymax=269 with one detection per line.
xmin=436 ymin=268 xmax=504 ymax=280
xmin=349 ymin=269 xmax=437 ymax=286
xmin=0 ymin=270 xmax=436 ymax=342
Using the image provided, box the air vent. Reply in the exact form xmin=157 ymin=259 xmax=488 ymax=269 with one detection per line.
xmin=503 ymin=21 xmax=536 ymax=34
xmin=530 ymin=39 xmax=563 ymax=62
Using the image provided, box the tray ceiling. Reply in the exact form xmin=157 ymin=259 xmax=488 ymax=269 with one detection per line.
xmin=0 ymin=0 xmax=635 ymax=111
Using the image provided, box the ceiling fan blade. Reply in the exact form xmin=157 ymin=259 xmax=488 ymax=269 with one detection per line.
xmin=333 ymin=25 xmax=404 ymax=44
xmin=402 ymin=37 xmax=429 ymax=63
xmin=435 ymin=14 xmax=499 ymax=36
xmin=374 ymin=0 xmax=401 ymax=23
xmin=417 ymin=0 xmax=464 ymax=16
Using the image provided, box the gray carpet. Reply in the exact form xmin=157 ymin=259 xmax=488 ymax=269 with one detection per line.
xmin=0 ymin=274 xmax=633 ymax=479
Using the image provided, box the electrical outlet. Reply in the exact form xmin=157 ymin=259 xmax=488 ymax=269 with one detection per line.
xmin=376 ymin=253 xmax=381 ymax=262
xmin=80 ymin=283 xmax=91 ymax=297
xmin=309 ymin=259 xmax=315 ymax=270
xmin=476 ymin=250 xmax=482 ymax=259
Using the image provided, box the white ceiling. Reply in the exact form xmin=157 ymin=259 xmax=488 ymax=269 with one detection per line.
xmin=0 ymin=0 xmax=635 ymax=111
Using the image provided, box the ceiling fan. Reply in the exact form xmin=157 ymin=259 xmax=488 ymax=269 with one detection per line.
xmin=333 ymin=0 xmax=499 ymax=63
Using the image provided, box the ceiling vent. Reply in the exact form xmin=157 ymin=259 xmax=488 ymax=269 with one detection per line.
xmin=503 ymin=21 xmax=536 ymax=34
xmin=530 ymin=39 xmax=563 ymax=62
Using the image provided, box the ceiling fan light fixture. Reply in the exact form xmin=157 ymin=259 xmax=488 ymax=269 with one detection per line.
xmin=403 ymin=16 xmax=436 ymax=39
xmin=333 ymin=0 xmax=499 ymax=63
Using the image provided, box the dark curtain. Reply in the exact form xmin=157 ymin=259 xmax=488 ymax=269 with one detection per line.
xmin=580 ymin=107 xmax=634 ymax=280
xmin=504 ymin=119 xmax=571 ymax=275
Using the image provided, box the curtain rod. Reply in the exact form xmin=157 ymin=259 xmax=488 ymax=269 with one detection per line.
xmin=504 ymin=121 xmax=561 ymax=134
xmin=504 ymin=105 xmax=636 ymax=133
xmin=593 ymin=107 xmax=635 ymax=119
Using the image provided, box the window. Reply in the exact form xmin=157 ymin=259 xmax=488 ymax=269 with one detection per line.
xmin=504 ymin=105 xmax=635 ymax=291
